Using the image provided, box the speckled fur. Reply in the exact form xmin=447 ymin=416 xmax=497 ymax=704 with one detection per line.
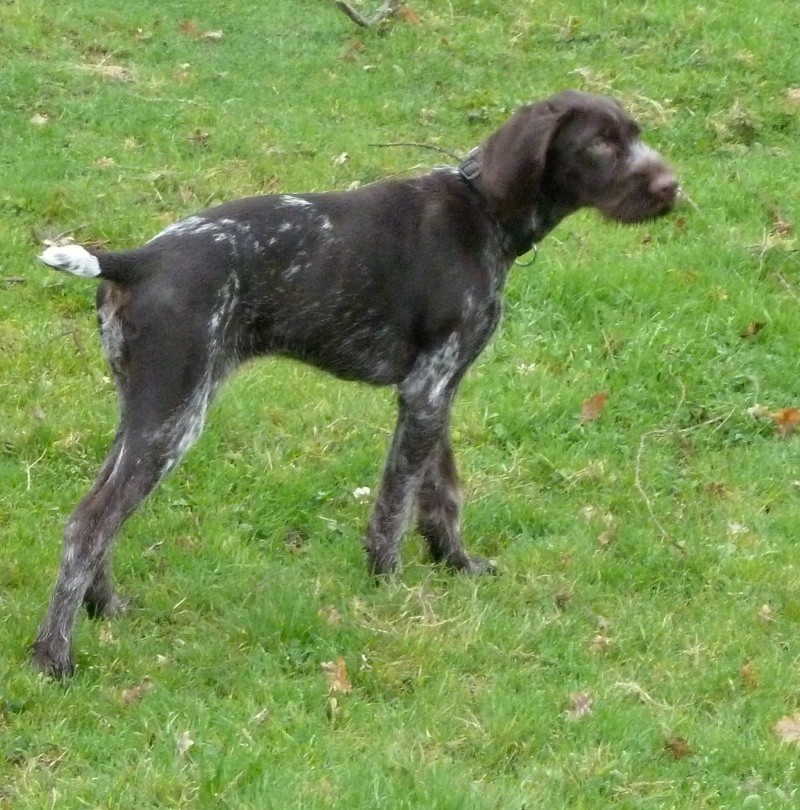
xmin=32 ymin=91 xmax=678 ymax=677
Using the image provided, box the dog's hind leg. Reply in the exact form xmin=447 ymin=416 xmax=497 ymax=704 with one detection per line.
xmin=416 ymin=434 xmax=493 ymax=573
xmin=31 ymin=356 xmax=222 ymax=679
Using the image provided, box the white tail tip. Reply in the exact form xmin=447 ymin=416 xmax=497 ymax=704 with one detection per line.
xmin=39 ymin=245 xmax=101 ymax=278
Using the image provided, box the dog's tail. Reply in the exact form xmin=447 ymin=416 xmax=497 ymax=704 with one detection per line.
xmin=39 ymin=244 xmax=144 ymax=284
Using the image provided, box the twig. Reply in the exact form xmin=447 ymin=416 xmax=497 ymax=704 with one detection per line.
xmin=334 ymin=0 xmax=401 ymax=28
xmin=25 ymin=449 xmax=47 ymax=492
xmin=776 ymin=271 xmax=800 ymax=305
xmin=633 ymin=381 xmax=687 ymax=554
xmin=369 ymin=141 xmax=462 ymax=161
xmin=634 ymin=431 xmax=680 ymax=550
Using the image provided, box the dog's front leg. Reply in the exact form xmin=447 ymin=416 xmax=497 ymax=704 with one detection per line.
xmin=417 ymin=434 xmax=493 ymax=573
xmin=365 ymin=336 xmax=465 ymax=575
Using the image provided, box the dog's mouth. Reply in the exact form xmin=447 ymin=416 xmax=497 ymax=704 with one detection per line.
xmin=599 ymin=179 xmax=680 ymax=224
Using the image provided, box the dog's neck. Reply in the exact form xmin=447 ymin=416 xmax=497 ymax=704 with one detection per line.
xmin=458 ymin=149 xmax=576 ymax=258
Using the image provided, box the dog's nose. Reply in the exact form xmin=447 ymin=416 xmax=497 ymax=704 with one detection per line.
xmin=651 ymin=171 xmax=679 ymax=207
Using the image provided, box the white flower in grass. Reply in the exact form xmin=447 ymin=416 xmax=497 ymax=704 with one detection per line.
xmin=352 ymin=486 xmax=371 ymax=503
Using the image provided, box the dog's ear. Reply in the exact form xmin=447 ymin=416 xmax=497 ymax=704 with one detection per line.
xmin=479 ymin=100 xmax=568 ymax=214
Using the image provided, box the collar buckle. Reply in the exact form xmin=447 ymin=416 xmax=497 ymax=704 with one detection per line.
xmin=458 ymin=148 xmax=481 ymax=182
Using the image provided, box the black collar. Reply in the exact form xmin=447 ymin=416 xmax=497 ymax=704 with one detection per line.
xmin=458 ymin=149 xmax=537 ymax=261
xmin=458 ymin=148 xmax=482 ymax=183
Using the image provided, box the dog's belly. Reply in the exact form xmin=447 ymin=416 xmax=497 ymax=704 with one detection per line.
xmin=242 ymin=300 xmax=418 ymax=386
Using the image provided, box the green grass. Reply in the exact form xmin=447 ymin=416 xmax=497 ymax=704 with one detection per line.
xmin=2 ymin=0 xmax=800 ymax=805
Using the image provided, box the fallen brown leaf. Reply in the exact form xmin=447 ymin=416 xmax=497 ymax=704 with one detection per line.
xmin=398 ymin=5 xmax=422 ymax=24
xmin=121 ymin=678 xmax=153 ymax=705
xmin=554 ymin=587 xmax=573 ymax=609
xmin=740 ymin=321 xmax=766 ymax=338
xmin=787 ymin=88 xmax=800 ymax=106
xmin=566 ymin=691 xmax=593 ymax=720
xmin=740 ymin=662 xmax=759 ymax=690
xmin=769 ymin=207 xmax=793 ymax=239
xmin=179 ymin=19 xmax=200 ymax=35
xmin=597 ymin=527 xmax=617 ymax=548
xmin=664 ymin=735 xmax=692 ymax=759
xmin=322 ymin=656 xmax=352 ymax=693
xmin=776 ymin=712 xmax=800 ymax=743
xmin=580 ymin=391 xmax=609 ymax=423
xmin=773 ymin=407 xmax=800 ymax=438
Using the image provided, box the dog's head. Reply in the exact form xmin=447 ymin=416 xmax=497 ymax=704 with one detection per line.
xmin=543 ymin=91 xmax=678 ymax=223
xmin=480 ymin=91 xmax=678 ymax=228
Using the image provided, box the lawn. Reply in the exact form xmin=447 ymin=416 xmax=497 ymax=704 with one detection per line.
xmin=2 ymin=0 xmax=800 ymax=806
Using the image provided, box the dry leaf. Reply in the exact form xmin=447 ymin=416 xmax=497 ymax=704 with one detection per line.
xmin=566 ymin=691 xmax=593 ymax=720
xmin=597 ymin=527 xmax=617 ymax=548
xmin=93 ymin=156 xmax=116 ymax=169
xmin=740 ymin=662 xmax=759 ymax=690
xmin=322 ymin=656 xmax=352 ymax=693
xmin=398 ymin=5 xmax=422 ymax=24
xmin=768 ymin=206 xmax=793 ymax=239
xmin=201 ymin=30 xmax=223 ymax=41
xmin=188 ymin=128 xmax=211 ymax=147
xmin=332 ymin=152 xmax=349 ymax=166
xmin=30 ymin=113 xmax=49 ymax=126
xmin=319 ymin=606 xmax=342 ymax=625
xmin=746 ymin=403 xmax=771 ymax=420
xmin=250 ymin=708 xmax=270 ymax=724
xmin=664 ymin=735 xmax=692 ymax=759
xmin=787 ymin=88 xmax=800 ymax=106
xmin=704 ymin=482 xmax=731 ymax=499
xmin=773 ymin=408 xmax=800 ymax=438
xmin=580 ymin=391 xmax=609 ymax=423
xmin=776 ymin=712 xmax=800 ymax=743
xmin=554 ymin=587 xmax=573 ymax=609
xmin=727 ymin=520 xmax=748 ymax=538
xmin=758 ymin=603 xmax=775 ymax=624
xmin=176 ymin=730 xmax=194 ymax=757
xmin=86 ymin=63 xmax=135 ymax=82
xmin=121 ymin=678 xmax=153 ymax=705
xmin=589 ymin=634 xmax=612 ymax=653
xmin=740 ymin=321 xmax=766 ymax=338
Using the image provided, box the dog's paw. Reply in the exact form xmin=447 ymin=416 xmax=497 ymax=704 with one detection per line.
xmin=459 ymin=555 xmax=498 ymax=575
xmin=29 ymin=642 xmax=75 ymax=680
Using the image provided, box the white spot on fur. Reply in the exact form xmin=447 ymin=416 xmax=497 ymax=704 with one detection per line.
xmin=280 ymin=195 xmax=313 ymax=209
xmin=149 ymin=215 xmax=210 ymax=242
xmin=403 ymin=333 xmax=461 ymax=405
xmin=39 ymin=245 xmax=101 ymax=278
xmin=628 ymin=140 xmax=660 ymax=171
